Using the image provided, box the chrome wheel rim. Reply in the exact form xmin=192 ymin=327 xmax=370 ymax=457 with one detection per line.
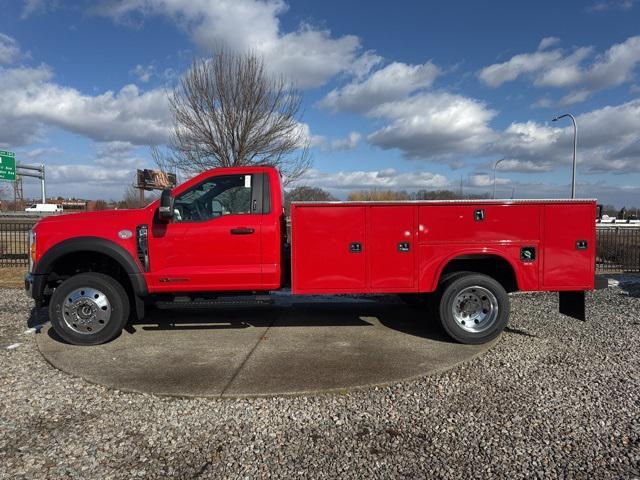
xmin=452 ymin=286 xmax=499 ymax=334
xmin=62 ymin=287 xmax=111 ymax=335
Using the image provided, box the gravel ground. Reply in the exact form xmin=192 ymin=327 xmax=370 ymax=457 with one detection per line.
xmin=1 ymin=279 xmax=639 ymax=479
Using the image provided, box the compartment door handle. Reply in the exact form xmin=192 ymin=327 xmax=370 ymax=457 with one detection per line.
xmin=397 ymin=242 xmax=410 ymax=252
xmin=349 ymin=242 xmax=362 ymax=253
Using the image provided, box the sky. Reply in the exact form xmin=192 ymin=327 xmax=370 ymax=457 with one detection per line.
xmin=0 ymin=0 xmax=639 ymax=206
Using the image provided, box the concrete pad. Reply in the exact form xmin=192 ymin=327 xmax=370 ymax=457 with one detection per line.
xmin=36 ymin=296 xmax=495 ymax=397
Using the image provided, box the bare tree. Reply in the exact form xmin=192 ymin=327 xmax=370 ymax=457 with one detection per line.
xmin=0 ymin=183 xmax=10 ymax=211
xmin=284 ymin=186 xmax=336 ymax=214
xmin=157 ymin=49 xmax=311 ymax=183
xmin=119 ymin=185 xmax=145 ymax=209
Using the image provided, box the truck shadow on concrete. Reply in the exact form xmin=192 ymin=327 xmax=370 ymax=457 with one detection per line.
xmin=36 ymin=298 xmax=454 ymax=345
xmin=128 ymin=300 xmax=451 ymax=342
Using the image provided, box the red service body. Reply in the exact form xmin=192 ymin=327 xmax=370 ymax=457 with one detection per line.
xmin=291 ymin=200 xmax=596 ymax=294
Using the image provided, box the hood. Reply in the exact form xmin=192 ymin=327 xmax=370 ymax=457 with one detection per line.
xmin=37 ymin=207 xmax=152 ymax=225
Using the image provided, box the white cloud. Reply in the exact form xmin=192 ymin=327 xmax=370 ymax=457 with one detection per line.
xmin=587 ymin=0 xmax=637 ymax=12
xmin=492 ymin=159 xmax=555 ymax=173
xmin=490 ymin=99 xmax=640 ymax=174
xmin=93 ymin=141 xmax=148 ymax=168
xmin=314 ymin=131 xmax=361 ymax=152
xmin=93 ymin=0 xmax=366 ymax=89
xmin=15 ymin=146 xmax=62 ymax=161
xmin=367 ymin=92 xmax=498 ymax=160
xmin=21 ymin=0 xmax=56 ymax=19
xmin=480 ymin=35 xmax=640 ymax=104
xmin=298 ymin=168 xmax=449 ymax=191
xmin=348 ymin=51 xmax=383 ymax=79
xmin=22 ymin=141 xmax=154 ymax=200
xmin=0 ymin=34 xmax=21 ymax=64
xmin=478 ymin=49 xmax=563 ymax=87
xmin=538 ymin=37 xmax=561 ymax=51
xmin=544 ymin=36 xmax=640 ymax=94
xmin=45 ymin=163 xmax=137 ymax=200
xmin=130 ymin=63 xmax=155 ymax=82
xmin=319 ymin=61 xmax=440 ymax=113
xmin=0 ymin=65 xmax=171 ymax=147
xmin=468 ymin=174 xmax=510 ymax=187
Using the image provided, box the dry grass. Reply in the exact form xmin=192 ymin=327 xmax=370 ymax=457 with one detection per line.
xmin=0 ymin=268 xmax=27 ymax=289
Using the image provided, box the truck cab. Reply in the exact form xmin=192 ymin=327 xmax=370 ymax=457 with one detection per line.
xmin=26 ymin=166 xmax=601 ymax=347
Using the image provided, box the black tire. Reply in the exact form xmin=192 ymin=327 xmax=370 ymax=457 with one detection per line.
xmin=49 ymin=272 xmax=130 ymax=346
xmin=437 ymin=273 xmax=509 ymax=344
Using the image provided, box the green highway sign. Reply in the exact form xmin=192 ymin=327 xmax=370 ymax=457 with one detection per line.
xmin=0 ymin=151 xmax=16 ymax=181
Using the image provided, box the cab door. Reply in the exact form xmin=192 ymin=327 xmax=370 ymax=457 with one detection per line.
xmin=148 ymin=173 xmax=263 ymax=292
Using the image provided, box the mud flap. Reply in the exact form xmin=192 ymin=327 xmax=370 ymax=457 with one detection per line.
xmin=559 ymin=291 xmax=585 ymax=321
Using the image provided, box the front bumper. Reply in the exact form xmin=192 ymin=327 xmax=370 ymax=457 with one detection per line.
xmin=25 ymin=272 xmax=46 ymax=303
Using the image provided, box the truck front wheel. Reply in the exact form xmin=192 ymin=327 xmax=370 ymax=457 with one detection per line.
xmin=438 ymin=273 xmax=509 ymax=344
xmin=49 ymin=272 xmax=130 ymax=345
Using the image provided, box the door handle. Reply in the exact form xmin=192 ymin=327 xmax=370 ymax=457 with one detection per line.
xmin=230 ymin=227 xmax=255 ymax=235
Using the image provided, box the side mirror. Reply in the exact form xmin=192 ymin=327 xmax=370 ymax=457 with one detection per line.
xmin=159 ymin=189 xmax=174 ymax=221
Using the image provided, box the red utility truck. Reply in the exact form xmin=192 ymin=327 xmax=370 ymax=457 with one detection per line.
xmin=25 ymin=166 xmax=604 ymax=346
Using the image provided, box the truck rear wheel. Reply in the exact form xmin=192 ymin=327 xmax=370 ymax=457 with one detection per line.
xmin=438 ymin=273 xmax=509 ymax=344
xmin=49 ymin=272 xmax=130 ymax=346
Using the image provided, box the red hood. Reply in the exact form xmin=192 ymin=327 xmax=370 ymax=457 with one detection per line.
xmin=36 ymin=207 xmax=152 ymax=225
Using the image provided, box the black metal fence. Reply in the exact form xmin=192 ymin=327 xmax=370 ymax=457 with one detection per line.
xmin=1 ymin=218 xmax=639 ymax=272
xmin=596 ymin=227 xmax=640 ymax=273
xmin=0 ymin=218 xmax=38 ymax=266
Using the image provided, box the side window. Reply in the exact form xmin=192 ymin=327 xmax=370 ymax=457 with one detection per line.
xmin=174 ymin=174 xmax=252 ymax=222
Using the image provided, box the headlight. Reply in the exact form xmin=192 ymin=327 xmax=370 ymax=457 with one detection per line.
xmin=29 ymin=229 xmax=36 ymax=272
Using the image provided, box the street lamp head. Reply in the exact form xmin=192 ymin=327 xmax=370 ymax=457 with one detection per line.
xmin=552 ymin=113 xmax=570 ymax=122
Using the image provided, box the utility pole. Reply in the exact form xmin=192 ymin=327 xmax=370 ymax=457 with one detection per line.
xmin=492 ymin=158 xmax=505 ymax=199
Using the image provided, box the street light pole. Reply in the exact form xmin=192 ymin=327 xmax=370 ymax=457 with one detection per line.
xmin=552 ymin=113 xmax=577 ymax=199
xmin=492 ymin=158 xmax=505 ymax=199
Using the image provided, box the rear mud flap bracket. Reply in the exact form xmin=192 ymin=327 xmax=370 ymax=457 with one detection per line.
xmin=559 ymin=291 xmax=585 ymax=322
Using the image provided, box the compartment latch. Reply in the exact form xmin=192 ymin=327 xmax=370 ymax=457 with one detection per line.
xmin=349 ymin=242 xmax=362 ymax=253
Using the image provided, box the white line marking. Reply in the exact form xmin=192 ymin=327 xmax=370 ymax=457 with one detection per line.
xmin=6 ymin=343 xmax=21 ymax=350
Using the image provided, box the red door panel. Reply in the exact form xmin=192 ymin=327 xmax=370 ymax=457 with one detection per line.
xmin=369 ymin=206 xmax=415 ymax=290
xmin=543 ymin=204 xmax=595 ymax=289
xmin=148 ymin=214 xmax=262 ymax=292
xmin=292 ymin=205 xmax=366 ymax=292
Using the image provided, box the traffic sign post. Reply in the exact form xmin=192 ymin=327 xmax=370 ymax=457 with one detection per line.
xmin=0 ymin=151 xmax=16 ymax=181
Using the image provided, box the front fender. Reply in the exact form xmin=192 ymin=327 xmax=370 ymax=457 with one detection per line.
xmin=32 ymin=236 xmax=148 ymax=299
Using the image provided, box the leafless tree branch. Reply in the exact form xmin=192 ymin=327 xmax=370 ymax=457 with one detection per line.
xmin=158 ymin=49 xmax=311 ymax=184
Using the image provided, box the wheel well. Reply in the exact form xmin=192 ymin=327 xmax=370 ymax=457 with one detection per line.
xmin=440 ymin=255 xmax=518 ymax=292
xmin=46 ymin=251 xmax=133 ymax=297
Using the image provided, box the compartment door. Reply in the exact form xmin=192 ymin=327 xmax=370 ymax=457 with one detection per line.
xmin=543 ymin=204 xmax=595 ymax=289
xmin=370 ymin=206 xmax=415 ymax=290
xmin=292 ymin=206 xmax=366 ymax=292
